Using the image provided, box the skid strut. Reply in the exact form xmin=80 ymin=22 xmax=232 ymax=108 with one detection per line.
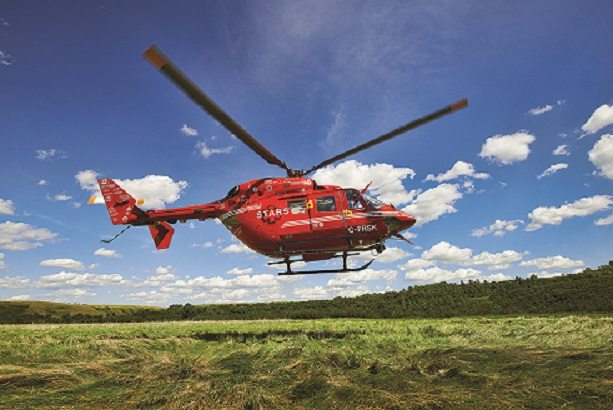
xmin=270 ymin=251 xmax=374 ymax=275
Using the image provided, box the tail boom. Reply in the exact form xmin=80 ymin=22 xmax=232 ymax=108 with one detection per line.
xmin=97 ymin=178 xmax=221 ymax=250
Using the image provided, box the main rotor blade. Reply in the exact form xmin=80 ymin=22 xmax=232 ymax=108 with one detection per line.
xmin=305 ymin=99 xmax=468 ymax=175
xmin=143 ymin=45 xmax=290 ymax=172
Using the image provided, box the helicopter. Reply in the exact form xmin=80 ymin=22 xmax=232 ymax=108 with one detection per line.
xmin=94 ymin=45 xmax=467 ymax=275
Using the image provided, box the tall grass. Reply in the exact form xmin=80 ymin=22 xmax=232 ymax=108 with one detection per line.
xmin=0 ymin=315 xmax=611 ymax=409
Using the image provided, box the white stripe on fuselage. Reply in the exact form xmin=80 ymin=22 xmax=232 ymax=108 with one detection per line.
xmin=280 ymin=211 xmax=403 ymax=228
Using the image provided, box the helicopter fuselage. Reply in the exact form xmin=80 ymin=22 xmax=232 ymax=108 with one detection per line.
xmin=215 ymin=177 xmax=416 ymax=260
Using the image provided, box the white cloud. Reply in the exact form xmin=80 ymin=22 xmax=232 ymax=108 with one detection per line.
xmin=226 ymin=267 xmax=254 ymax=276
xmin=0 ymin=222 xmax=57 ymax=251
xmin=37 ymin=272 xmax=126 ymax=288
xmin=37 ymin=179 xmax=48 ymax=186
xmin=425 ymin=161 xmax=489 ymax=183
xmin=94 ymin=248 xmax=121 ymax=258
xmin=0 ymin=275 xmax=30 ymax=288
xmin=8 ymin=294 xmax=30 ymax=301
xmin=40 ymin=258 xmax=85 ymax=270
xmin=49 ymin=288 xmax=96 ymax=299
xmin=232 ymin=274 xmax=279 ymax=288
xmin=526 ymin=195 xmax=612 ymax=231
xmin=553 ymin=145 xmax=570 ymax=156
xmin=334 ymin=286 xmax=372 ymax=298
xmin=402 ymin=183 xmax=462 ymax=227
xmin=422 ymin=241 xmax=472 ymax=263
xmin=327 ymin=268 xmax=396 ymax=287
xmin=486 ymin=273 xmax=513 ymax=282
xmin=581 ymin=104 xmax=613 ymax=135
xmin=0 ymin=50 xmax=15 ymax=66
xmin=588 ymin=134 xmax=613 ymax=179
xmin=417 ymin=242 xmax=524 ymax=270
xmin=154 ymin=266 xmax=173 ymax=276
xmin=0 ymin=198 xmax=15 ymax=215
xmin=322 ymin=108 xmax=348 ymax=150
xmin=35 ymin=149 xmax=65 ymax=160
xmin=528 ymin=271 xmax=566 ymax=279
xmin=143 ymin=266 xmax=177 ymax=286
xmin=472 ymin=219 xmax=524 ymax=237
xmin=0 ymin=253 xmax=5 ymax=270
xmin=355 ymin=247 xmax=410 ymax=264
xmin=51 ymin=193 xmax=72 ymax=201
xmin=405 ymin=266 xmax=482 ymax=282
xmin=198 ymin=288 xmax=249 ymax=301
xmin=75 ymin=170 xmax=100 ymax=192
xmin=171 ymin=273 xmax=280 ymax=290
xmin=196 ymin=141 xmax=233 ymax=158
xmin=180 ymin=124 xmax=199 ymax=136
xmin=595 ymin=213 xmax=613 ymax=226
xmin=125 ymin=290 xmax=172 ymax=304
xmin=520 ymin=256 xmax=584 ymax=270
xmin=190 ymin=241 xmax=213 ymax=249
xmin=398 ymin=258 xmax=434 ymax=272
xmin=404 ymin=265 xmax=511 ymax=283
xmin=76 ymin=170 xmax=188 ymax=209
xmin=220 ymin=243 xmax=255 ymax=254
xmin=537 ymin=163 xmax=568 ymax=179
xmin=312 ymin=160 xmax=417 ymax=206
xmin=528 ymin=100 xmax=565 ymax=116
xmin=528 ymin=104 xmax=553 ymax=116
xmin=293 ymin=286 xmax=328 ymax=300
xmin=479 ymin=132 xmax=536 ymax=165
xmin=469 ymin=250 xmax=524 ymax=270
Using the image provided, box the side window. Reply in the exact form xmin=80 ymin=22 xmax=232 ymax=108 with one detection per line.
xmin=316 ymin=196 xmax=337 ymax=212
xmin=287 ymin=199 xmax=306 ymax=215
xmin=345 ymin=190 xmax=364 ymax=210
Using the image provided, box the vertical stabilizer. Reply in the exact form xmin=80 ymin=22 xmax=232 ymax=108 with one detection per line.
xmin=97 ymin=179 xmax=145 ymax=225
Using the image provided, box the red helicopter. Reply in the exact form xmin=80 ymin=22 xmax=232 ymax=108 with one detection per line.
xmin=94 ymin=45 xmax=467 ymax=275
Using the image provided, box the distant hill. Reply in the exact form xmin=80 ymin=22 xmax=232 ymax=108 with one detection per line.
xmin=0 ymin=301 xmax=161 ymax=324
xmin=1 ymin=262 xmax=611 ymax=324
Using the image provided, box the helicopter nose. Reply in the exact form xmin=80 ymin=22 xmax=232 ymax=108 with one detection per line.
xmin=396 ymin=212 xmax=416 ymax=231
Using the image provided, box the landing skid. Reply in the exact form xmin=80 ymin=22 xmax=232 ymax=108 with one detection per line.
xmin=270 ymin=251 xmax=374 ymax=276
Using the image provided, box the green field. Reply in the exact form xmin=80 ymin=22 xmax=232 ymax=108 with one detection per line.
xmin=1 ymin=315 xmax=611 ymax=409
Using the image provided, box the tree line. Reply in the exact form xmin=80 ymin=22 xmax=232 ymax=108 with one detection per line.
xmin=1 ymin=262 xmax=611 ymax=324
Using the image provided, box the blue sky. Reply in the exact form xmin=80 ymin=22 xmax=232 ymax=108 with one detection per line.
xmin=1 ymin=1 xmax=612 ymax=305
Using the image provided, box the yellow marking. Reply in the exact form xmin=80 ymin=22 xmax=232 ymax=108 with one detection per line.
xmin=88 ymin=195 xmax=96 ymax=204
xmin=343 ymin=210 xmax=353 ymax=218
xmin=143 ymin=46 xmax=167 ymax=69
xmin=137 ymin=198 xmax=145 ymax=206
xmin=451 ymin=98 xmax=468 ymax=111
xmin=307 ymin=200 xmax=313 ymax=209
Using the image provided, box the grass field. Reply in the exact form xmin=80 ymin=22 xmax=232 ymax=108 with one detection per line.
xmin=0 ymin=315 xmax=611 ymax=409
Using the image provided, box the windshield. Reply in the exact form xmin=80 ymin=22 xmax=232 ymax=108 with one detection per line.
xmin=362 ymin=194 xmax=386 ymax=209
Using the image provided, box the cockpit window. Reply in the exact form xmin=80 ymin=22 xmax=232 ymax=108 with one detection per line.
xmin=363 ymin=194 xmax=386 ymax=209
xmin=345 ymin=190 xmax=365 ymax=210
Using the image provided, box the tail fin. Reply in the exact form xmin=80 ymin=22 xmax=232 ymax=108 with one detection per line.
xmin=97 ymin=179 xmax=145 ymax=225
xmin=97 ymin=179 xmax=174 ymax=250
xmin=148 ymin=222 xmax=175 ymax=250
